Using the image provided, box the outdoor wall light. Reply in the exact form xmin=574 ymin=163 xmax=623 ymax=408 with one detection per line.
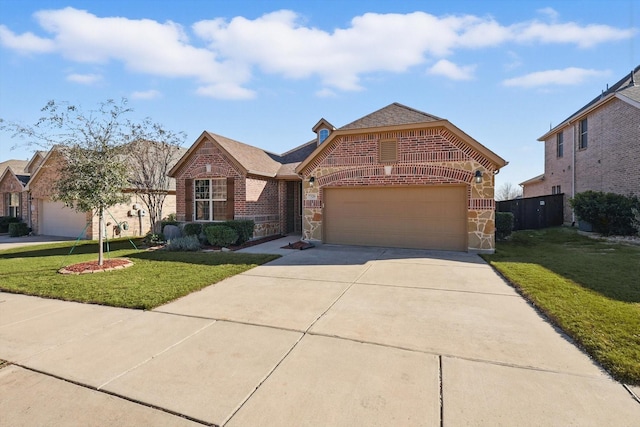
xmin=309 ymin=176 xmax=315 ymax=187
xmin=474 ymin=170 xmax=483 ymax=184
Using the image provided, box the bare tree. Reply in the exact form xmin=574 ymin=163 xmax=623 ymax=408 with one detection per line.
xmin=496 ymin=182 xmax=523 ymax=201
xmin=124 ymin=121 xmax=185 ymax=233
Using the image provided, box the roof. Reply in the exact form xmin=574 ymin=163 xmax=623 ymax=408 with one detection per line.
xmin=539 ymin=65 xmax=640 ymax=141
xmin=172 ymin=102 xmax=507 ymax=180
xmin=519 ymin=174 xmax=545 ymax=187
xmin=0 ymin=159 xmax=29 ymax=175
xmin=340 ymin=102 xmax=443 ymax=130
xmin=296 ymin=103 xmax=506 ymax=174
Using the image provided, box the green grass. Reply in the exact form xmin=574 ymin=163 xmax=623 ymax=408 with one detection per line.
xmin=482 ymin=227 xmax=640 ymax=385
xmin=0 ymin=239 xmax=279 ymax=310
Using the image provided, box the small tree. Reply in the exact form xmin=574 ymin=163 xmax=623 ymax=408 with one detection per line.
xmin=496 ymin=182 xmax=523 ymax=201
xmin=3 ymin=99 xmax=132 ymax=265
xmin=124 ymin=122 xmax=185 ymax=234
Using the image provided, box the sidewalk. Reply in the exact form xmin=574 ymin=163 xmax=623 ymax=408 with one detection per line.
xmin=1 ymin=240 xmax=639 ymax=426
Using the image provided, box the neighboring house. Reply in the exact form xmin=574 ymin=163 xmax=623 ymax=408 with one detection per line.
xmin=521 ymin=65 xmax=640 ymax=224
xmin=0 ymin=152 xmax=46 ymax=222
xmin=10 ymin=144 xmax=184 ymax=239
xmin=170 ymin=103 xmax=507 ymax=252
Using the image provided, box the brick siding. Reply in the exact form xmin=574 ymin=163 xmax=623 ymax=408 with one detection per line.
xmin=539 ymin=98 xmax=640 ymax=223
xmin=300 ymin=126 xmax=498 ymax=251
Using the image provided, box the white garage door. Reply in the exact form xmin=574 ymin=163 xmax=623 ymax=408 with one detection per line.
xmin=324 ymin=186 xmax=467 ymax=251
xmin=40 ymin=201 xmax=89 ymax=238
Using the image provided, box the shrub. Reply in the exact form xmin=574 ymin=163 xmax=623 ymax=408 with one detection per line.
xmin=570 ymin=191 xmax=640 ymax=236
xmin=204 ymin=225 xmax=238 ymax=247
xmin=495 ymin=212 xmax=514 ymax=240
xmin=165 ymin=235 xmax=201 ymax=251
xmin=0 ymin=216 xmax=21 ymax=233
xmin=182 ymin=222 xmax=202 ymax=236
xmin=632 ymin=208 xmax=640 ymax=236
xmin=144 ymin=232 xmax=165 ymax=246
xmin=8 ymin=222 xmax=29 ymax=237
xmin=222 ymin=219 xmax=255 ymax=244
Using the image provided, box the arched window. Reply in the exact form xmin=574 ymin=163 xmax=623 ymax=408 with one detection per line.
xmin=319 ymin=128 xmax=329 ymax=144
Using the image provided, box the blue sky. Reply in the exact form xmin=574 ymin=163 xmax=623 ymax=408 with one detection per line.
xmin=1 ymin=0 xmax=638 ymax=189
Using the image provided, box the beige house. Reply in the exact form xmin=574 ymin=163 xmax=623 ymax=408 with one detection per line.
xmin=1 ymin=146 xmax=180 ymax=239
xmin=171 ymin=103 xmax=507 ymax=252
xmin=521 ymin=66 xmax=640 ymax=223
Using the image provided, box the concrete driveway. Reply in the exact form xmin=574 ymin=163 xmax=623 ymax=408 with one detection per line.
xmin=1 ymin=238 xmax=638 ymax=426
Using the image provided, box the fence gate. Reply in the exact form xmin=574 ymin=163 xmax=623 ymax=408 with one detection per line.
xmin=496 ymin=194 xmax=564 ymax=231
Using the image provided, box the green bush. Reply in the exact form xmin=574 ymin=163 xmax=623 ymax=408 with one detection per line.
xmin=222 ymin=220 xmax=255 ymax=244
xmin=0 ymin=216 xmax=21 ymax=233
xmin=204 ymin=225 xmax=238 ymax=247
xmin=495 ymin=212 xmax=514 ymax=240
xmin=165 ymin=235 xmax=201 ymax=251
xmin=632 ymin=208 xmax=640 ymax=236
xmin=144 ymin=232 xmax=165 ymax=246
xmin=570 ymin=191 xmax=640 ymax=236
xmin=182 ymin=222 xmax=202 ymax=236
xmin=8 ymin=222 xmax=29 ymax=237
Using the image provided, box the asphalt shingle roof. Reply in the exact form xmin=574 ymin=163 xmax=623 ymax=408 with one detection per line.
xmin=340 ymin=102 xmax=443 ymax=130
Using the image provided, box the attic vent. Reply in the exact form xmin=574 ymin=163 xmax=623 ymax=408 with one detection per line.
xmin=379 ymin=139 xmax=398 ymax=163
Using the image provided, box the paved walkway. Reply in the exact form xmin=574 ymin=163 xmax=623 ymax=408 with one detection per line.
xmin=1 ymin=237 xmax=638 ymax=426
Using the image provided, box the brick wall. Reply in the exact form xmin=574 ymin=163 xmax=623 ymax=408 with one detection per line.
xmin=300 ymin=126 xmax=499 ymax=252
xmin=173 ymin=138 xmax=282 ymax=238
xmin=540 ymin=97 xmax=640 ymax=223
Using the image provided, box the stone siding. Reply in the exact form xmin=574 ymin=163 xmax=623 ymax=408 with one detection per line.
xmin=299 ymin=127 xmax=498 ymax=251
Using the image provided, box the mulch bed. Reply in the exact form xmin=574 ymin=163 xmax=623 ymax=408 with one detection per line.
xmin=59 ymin=258 xmax=133 ymax=275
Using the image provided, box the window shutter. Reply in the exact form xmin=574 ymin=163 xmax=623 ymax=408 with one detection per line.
xmin=184 ymin=179 xmax=193 ymax=221
xmin=379 ymin=139 xmax=398 ymax=163
xmin=226 ymin=177 xmax=235 ymax=220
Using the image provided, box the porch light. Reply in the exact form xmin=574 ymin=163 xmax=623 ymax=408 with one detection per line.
xmin=309 ymin=176 xmax=315 ymax=187
xmin=474 ymin=170 xmax=483 ymax=184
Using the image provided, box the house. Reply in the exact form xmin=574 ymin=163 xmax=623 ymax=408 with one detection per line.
xmin=170 ymin=103 xmax=507 ymax=252
xmin=0 ymin=152 xmax=46 ymax=222
xmin=521 ymin=65 xmax=640 ymax=224
xmin=0 ymin=144 xmax=184 ymax=239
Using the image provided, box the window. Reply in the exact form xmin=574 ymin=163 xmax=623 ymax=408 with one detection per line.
xmin=556 ymin=132 xmax=563 ymax=158
xmin=379 ymin=139 xmax=398 ymax=163
xmin=579 ymin=118 xmax=588 ymax=149
xmin=6 ymin=192 xmax=20 ymax=218
xmin=194 ymin=178 xmax=227 ymax=221
xmin=319 ymin=128 xmax=329 ymax=144
xmin=552 ymin=185 xmax=562 ymax=195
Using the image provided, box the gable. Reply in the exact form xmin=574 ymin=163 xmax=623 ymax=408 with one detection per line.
xmin=170 ymin=131 xmax=281 ymax=179
xmin=0 ymin=167 xmax=26 ymax=192
xmin=296 ymin=121 xmax=506 ymax=176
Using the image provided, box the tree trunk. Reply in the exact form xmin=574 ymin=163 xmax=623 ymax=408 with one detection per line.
xmin=98 ymin=207 xmax=104 ymax=266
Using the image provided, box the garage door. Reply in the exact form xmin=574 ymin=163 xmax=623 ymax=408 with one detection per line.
xmin=40 ymin=200 xmax=89 ymax=238
xmin=324 ymin=186 xmax=467 ymax=251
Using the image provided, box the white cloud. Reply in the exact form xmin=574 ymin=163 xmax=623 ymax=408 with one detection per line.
xmin=315 ymin=88 xmax=337 ymax=98
xmin=0 ymin=7 xmax=635 ymax=97
xmin=537 ymin=7 xmax=559 ymax=22
xmin=0 ymin=24 xmax=55 ymax=53
xmin=503 ymin=67 xmax=610 ymax=88
xmin=66 ymin=73 xmax=102 ymax=84
xmin=428 ymin=59 xmax=476 ymax=80
xmin=131 ymin=89 xmax=161 ymax=100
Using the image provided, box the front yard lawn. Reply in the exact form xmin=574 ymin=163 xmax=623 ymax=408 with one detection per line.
xmin=482 ymin=227 xmax=640 ymax=385
xmin=0 ymin=239 xmax=279 ymax=310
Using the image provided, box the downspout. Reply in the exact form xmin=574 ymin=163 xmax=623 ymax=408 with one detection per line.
xmin=572 ymin=122 xmax=576 ymax=225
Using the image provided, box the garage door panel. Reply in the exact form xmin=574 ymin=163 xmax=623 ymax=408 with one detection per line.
xmin=40 ymin=201 xmax=89 ymax=238
xmin=324 ymin=186 xmax=466 ymax=251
